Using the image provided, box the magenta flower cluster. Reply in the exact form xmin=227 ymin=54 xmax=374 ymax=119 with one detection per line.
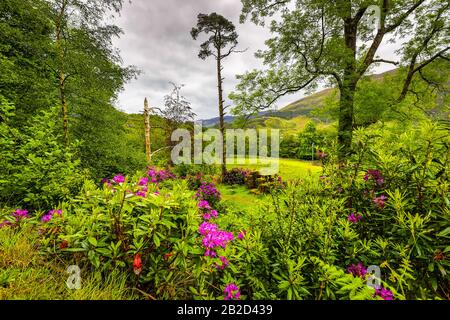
xmin=13 ymin=209 xmax=29 ymax=219
xmin=199 ymin=221 xmax=218 ymax=235
xmin=197 ymin=200 xmax=218 ymax=220
xmin=0 ymin=209 xmax=30 ymax=228
xmin=203 ymin=210 xmax=218 ymax=220
xmin=372 ymin=195 xmax=387 ymax=209
xmin=101 ymin=178 xmax=113 ymax=187
xmin=374 ymin=287 xmax=394 ymax=300
xmin=195 ymin=182 xmax=243 ymax=300
xmin=135 ymin=189 xmax=147 ymax=197
xmin=41 ymin=209 xmax=62 ymax=223
xmin=224 ymin=283 xmax=241 ymax=300
xmin=195 ymin=182 xmax=221 ymax=203
xmin=347 ymin=263 xmax=367 ymax=278
xmin=364 ymin=169 xmax=384 ymax=187
xmin=113 ymin=175 xmax=125 ymax=184
xmin=139 ymin=177 xmax=149 ymax=186
xmin=147 ymin=167 xmax=175 ymax=183
xmin=199 ymin=222 xmax=234 ymax=257
xmin=134 ymin=177 xmax=149 ymax=198
xmin=198 ymin=200 xmax=211 ymax=210
xmin=348 ymin=213 xmax=363 ymax=224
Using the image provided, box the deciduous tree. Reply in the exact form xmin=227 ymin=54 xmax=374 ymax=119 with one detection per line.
xmin=231 ymin=0 xmax=449 ymax=159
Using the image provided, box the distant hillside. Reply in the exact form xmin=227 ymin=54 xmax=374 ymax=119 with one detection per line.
xmin=278 ymin=69 xmax=398 ymax=118
xmin=278 ymin=87 xmax=336 ymax=118
xmin=200 ymin=69 xmax=398 ymax=126
xmin=201 ymin=115 xmax=236 ymax=127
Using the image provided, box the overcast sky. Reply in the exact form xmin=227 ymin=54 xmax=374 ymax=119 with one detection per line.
xmin=112 ymin=0 xmax=399 ymax=119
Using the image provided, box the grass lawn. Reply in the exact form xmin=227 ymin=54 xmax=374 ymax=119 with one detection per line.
xmin=219 ymin=158 xmax=322 ymax=211
xmin=226 ymin=157 xmax=322 ymax=180
xmin=218 ymin=184 xmax=268 ymax=211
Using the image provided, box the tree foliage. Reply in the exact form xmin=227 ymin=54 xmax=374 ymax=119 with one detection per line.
xmin=231 ymin=0 xmax=450 ymax=157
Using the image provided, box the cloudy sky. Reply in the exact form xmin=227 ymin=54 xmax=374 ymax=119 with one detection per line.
xmin=112 ymin=0 xmax=399 ymax=119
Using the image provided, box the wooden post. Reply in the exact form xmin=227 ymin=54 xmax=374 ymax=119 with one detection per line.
xmin=144 ymin=98 xmax=152 ymax=163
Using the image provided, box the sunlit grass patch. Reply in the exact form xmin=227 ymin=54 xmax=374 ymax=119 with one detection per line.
xmin=226 ymin=157 xmax=322 ymax=180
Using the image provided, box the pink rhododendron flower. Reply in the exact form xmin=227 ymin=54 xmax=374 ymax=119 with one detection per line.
xmin=139 ymin=177 xmax=149 ymax=186
xmin=375 ymin=287 xmax=394 ymax=300
xmin=41 ymin=209 xmax=62 ymax=223
xmin=238 ymin=231 xmax=246 ymax=240
xmin=203 ymin=213 xmax=211 ymax=220
xmin=347 ymin=263 xmax=367 ymax=278
xmin=209 ymin=210 xmax=218 ymax=217
xmin=372 ymin=195 xmax=387 ymax=209
xmin=198 ymin=200 xmax=211 ymax=210
xmin=364 ymin=169 xmax=384 ymax=186
xmin=12 ymin=209 xmax=29 ymax=219
xmin=135 ymin=191 xmax=146 ymax=197
xmin=199 ymin=222 xmax=218 ymax=236
xmin=224 ymin=283 xmax=240 ymax=300
xmin=202 ymin=230 xmax=234 ymax=249
xmin=113 ymin=175 xmax=125 ymax=184
xmin=348 ymin=213 xmax=363 ymax=224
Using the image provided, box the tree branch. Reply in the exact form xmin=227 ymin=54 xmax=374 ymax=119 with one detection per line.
xmin=385 ymin=0 xmax=426 ymax=33
xmin=262 ymin=76 xmax=317 ymax=110
xmin=353 ymin=6 xmax=368 ymax=24
xmin=397 ymin=46 xmax=450 ymax=103
xmin=372 ymin=59 xmax=399 ymax=66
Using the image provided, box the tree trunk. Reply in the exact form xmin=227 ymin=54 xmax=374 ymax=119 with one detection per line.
xmin=217 ymin=50 xmax=226 ymax=177
xmin=56 ymin=0 xmax=69 ymax=146
xmin=144 ymin=98 xmax=151 ymax=163
xmin=338 ymin=79 xmax=356 ymax=159
xmin=58 ymin=71 xmax=69 ymax=146
xmin=338 ymin=13 xmax=358 ymax=160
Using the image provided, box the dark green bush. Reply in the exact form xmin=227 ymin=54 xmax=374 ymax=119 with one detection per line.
xmin=0 ymin=98 xmax=86 ymax=209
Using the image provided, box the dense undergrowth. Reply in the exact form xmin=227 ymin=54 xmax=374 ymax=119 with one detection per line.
xmin=1 ymin=119 xmax=448 ymax=300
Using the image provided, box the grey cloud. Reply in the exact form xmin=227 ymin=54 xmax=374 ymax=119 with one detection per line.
xmin=113 ymin=0 xmax=400 ymax=119
xmin=112 ymin=0 xmax=279 ymax=118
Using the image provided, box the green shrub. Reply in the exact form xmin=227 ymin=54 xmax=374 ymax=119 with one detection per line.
xmin=223 ymin=168 xmax=252 ymax=186
xmin=0 ymin=98 xmax=86 ymax=210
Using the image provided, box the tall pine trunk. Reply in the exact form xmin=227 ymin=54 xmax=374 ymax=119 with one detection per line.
xmin=217 ymin=50 xmax=226 ymax=177
xmin=56 ymin=0 xmax=69 ymax=146
xmin=144 ymin=98 xmax=152 ymax=163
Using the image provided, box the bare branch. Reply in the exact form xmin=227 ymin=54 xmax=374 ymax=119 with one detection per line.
xmin=372 ymin=59 xmax=399 ymax=66
xmin=262 ymin=76 xmax=317 ymax=110
xmin=259 ymin=0 xmax=290 ymax=14
xmin=397 ymin=46 xmax=450 ymax=103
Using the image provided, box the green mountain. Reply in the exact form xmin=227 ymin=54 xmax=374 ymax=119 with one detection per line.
xmin=278 ymin=87 xmax=336 ymax=118
xmin=276 ymin=69 xmax=399 ymax=119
